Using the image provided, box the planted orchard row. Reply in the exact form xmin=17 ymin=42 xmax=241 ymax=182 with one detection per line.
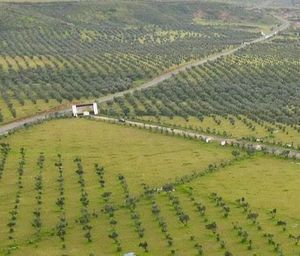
xmin=185 ymin=188 xmax=232 ymax=256
xmin=0 ymin=143 xmax=10 ymax=182
xmin=7 ymin=148 xmax=26 ymax=241
xmin=32 ymin=153 xmax=45 ymax=241
xmin=74 ymin=158 xmax=93 ymax=242
xmin=95 ymin=164 xmax=105 ymax=188
xmin=101 ymin=191 xmax=122 ymax=253
xmin=55 ymin=154 xmax=68 ymax=249
xmin=235 ymin=197 xmax=295 ymax=255
xmin=151 ymin=198 xmax=178 ymax=255
xmin=118 ymin=174 xmax=148 ymax=253
xmin=95 ymin=163 xmax=123 ymax=253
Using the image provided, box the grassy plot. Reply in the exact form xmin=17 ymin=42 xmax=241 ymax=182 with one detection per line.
xmin=0 ymin=118 xmax=232 ymax=255
xmin=180 ymin=155 xmax=300 ymax=255
xmin=0 ymin=118 xmax=299 ymax=255
xmin=0 ymin=118 xmax=232 ymax=193
xmin=190 ymin=155 xmax=300 ymax=218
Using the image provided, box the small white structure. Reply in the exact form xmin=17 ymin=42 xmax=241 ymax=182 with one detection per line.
xmin=205 ymin=137 xmax=212 ymax=143
xmin=255 ymin=144 xmax=262 ymax=151
xmin=72 ymin=103 xmax=98 ymax=117
xmin=220 ymin=140 xmax=226 ymax=146
xmin=123 ymin=253 xmax=136 ymax=256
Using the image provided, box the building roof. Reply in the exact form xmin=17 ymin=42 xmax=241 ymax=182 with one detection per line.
xmin=75 ymin=103 xmax=94 ymax=107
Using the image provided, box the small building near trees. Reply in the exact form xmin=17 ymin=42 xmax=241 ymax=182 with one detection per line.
xmin=72 ymin=103 xmax=98 ymax=117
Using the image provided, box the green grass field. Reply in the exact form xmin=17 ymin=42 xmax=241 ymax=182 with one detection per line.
xmin=0 ymin=118 xmax=299 ymax=255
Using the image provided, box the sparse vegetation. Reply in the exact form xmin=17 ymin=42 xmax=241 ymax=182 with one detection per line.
xmin=0 ymin=119 xmax=298 ymax=255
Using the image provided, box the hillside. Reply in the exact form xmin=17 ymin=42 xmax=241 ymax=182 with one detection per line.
xmin=0 ymin=0 xmax=276 ymax=123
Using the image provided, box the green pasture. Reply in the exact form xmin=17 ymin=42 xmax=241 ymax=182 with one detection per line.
xmin=0 ymin=118 xmax=298 ymax=255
